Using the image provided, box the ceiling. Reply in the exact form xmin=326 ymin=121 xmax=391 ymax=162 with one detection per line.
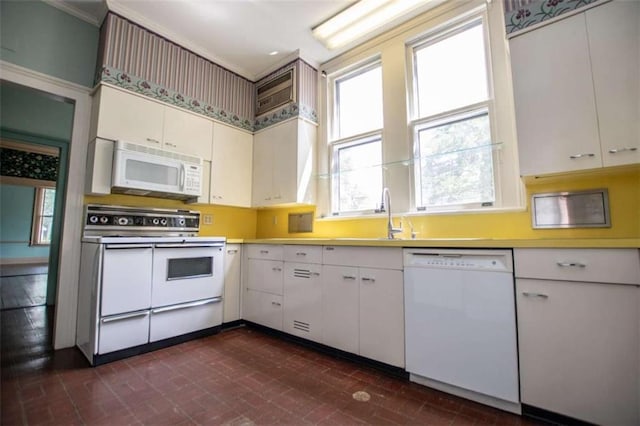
xmin=46 ymin=0 xmax=439 ymax=81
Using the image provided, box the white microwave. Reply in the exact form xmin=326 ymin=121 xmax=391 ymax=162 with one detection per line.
xmin=112 ymin=140 xmax=202 ymax=201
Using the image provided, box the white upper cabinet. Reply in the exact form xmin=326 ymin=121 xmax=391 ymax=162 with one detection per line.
xmin=91 ymin=84 xmax=165 ymax=148
xmin=211 ymin=123 xmax=253 ymax=207
xmin=91 ymin=84 xmax=213 ymax=160
xmin=586 ymin=0 xmax=640 ymax=166
xmin=162 ymin=106 xmax=213 ymax=159
xmin=510 ymin=0 xmax=639 ymax=176
xmin=252 ymin=118 xmax=316 ymax=207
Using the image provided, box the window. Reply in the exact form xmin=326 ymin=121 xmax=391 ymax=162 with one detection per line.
xmin=31 ymin=187 xmax=55 ymax=245
xmin=411 ymin=18 xmax=496 ymax=210
xmin=330 ymin=62 xmax=384 ymax=214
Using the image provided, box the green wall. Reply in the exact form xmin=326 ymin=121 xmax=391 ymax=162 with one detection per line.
xmin=0 ymin=0 xmax=99 ymax=87
xmin=0 ymin=184 xmax=50 ymax=259
xmin=0 ymin=82 xmax=75 ymax=140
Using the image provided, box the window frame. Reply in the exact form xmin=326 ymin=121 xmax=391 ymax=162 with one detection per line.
xmin=408 ymin=13 xmax=502 ymax=212
xmin=30 ymin=186 xmax=55 ymax=246
xmin=328 ymin=58 xmax=385 ymax=216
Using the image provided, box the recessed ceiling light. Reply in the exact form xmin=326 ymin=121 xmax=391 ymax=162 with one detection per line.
xmin=269 ymin=51 xmax=279 ymax=56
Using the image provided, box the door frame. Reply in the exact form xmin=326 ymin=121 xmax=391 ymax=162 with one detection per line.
xmin=1 ymin=60 xmax=91 ymax=349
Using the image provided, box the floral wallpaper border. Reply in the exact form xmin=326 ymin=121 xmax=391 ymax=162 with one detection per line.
xmin=0 ymin=148 xmax=59 ymax=182
xmin=98 ymin=66 xmax=318 ymax=133
xmin=505 ymin=0 xmax=601 ymax=35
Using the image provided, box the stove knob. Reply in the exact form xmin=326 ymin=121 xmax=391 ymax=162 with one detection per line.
xmin=178 ymin=218 xmax=186 ymax=226
xmin=134 ymin=217 xmax=144 ymax=226
xmin=99 ymin=216 xmax=109 ymax=224
xmin=160 ymin=218 xmax=168 ymax=226
xmin=89 ymin=215 xmax=99 ymax=224
xmin=118 ymin=217 xmax=128 ymax=226
xmin=152 ymin=218 xmax=160 ymax=225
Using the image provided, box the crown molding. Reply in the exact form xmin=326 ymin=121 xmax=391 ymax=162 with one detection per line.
xmin=41 ymin=0 xmax=105 ymax=27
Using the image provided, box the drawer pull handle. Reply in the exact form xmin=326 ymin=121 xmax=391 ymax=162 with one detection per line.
xmin=609 ymin=147 xmax=637 ymax=154
xmin=260 ymin=250 xmax=269 ymax=254
xmin=296 ymin=252 xmax=307 ymax=256
xmin=146 ymin=138 xmax=160 ymax=144
xmin=523 ymin=292 xmax=548 ymax=299
xmin=272 ymin=267 xmax=282 ymax=272
xmin=227 ymin=249 xmax=238 ymax=254
xmin=311 ymin=272 xmax=320 ymax=276
xmin=325 ymin=247 xmax=335 ymax=251
xmin=343 ymin=275 xmax=356 ymax=280
xmin=557 ymin=261 xmax=586 ymax=268
xmin=361 ymin=277 xmax=376 ymax=283
xmin=569 ymin=153 xmax=595 ymax=159
xmin=272 ymin=301 xmax=281 ymax=307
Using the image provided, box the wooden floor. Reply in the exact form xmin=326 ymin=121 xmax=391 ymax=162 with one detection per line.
xmin=0 ymin=263 xmax=48 ymax=310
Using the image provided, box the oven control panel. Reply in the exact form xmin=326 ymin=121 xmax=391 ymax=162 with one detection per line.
xmin=84 ymin=205 xmax=200 ymax=236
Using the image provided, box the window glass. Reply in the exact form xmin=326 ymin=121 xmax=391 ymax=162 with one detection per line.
xmin=336 ymin=65 xmax=383 ymax=139
xmin=416 ymin=112 xmax=494 ymax=207
xmin=334 ymin=137 xmax=382 ymax=212
xmin=32 ymin=187 xmax=55 ymax=245
xmin=415 ymin=22 xmax=488 ymax=118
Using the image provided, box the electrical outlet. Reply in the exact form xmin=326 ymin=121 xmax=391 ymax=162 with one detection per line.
xmin=203 ymin=214 xmax=213 ymax=225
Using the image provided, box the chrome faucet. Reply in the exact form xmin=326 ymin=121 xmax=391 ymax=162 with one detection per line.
xmin=381 ymin=187 xmax=403 ymax=239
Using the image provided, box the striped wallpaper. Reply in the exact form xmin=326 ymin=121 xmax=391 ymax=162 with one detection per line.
xmin=96 ymin=13 xmax=318 ymax=131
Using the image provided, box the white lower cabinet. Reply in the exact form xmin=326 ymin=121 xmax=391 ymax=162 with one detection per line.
xmin=244 ymin=289 xmax=283 ymax=330
xmin=283 ymin=261 xmax=322 ymax=342
xmin=515 ymin=248 xmax=640 ymax=425
xmin=223 ymin=244 xmax=242 ymax=323
xmin=321 ymin=265 xmax=360 ymax=354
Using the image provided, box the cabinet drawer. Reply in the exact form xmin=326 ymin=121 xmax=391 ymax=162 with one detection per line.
xmin=246 ymin=244 xmax=283 ymax=260
xmin=149 ymin=298 xmax=222 ymax=342
xmin=322 ymin=246 xmax=402 ymax=270
xmin=98 ymin=310 xmax=149 ymax=354
xmin=514 ymin=249 xmax=640 ymax=285
xmin=284 ymin=245 xmax=322 ymax=264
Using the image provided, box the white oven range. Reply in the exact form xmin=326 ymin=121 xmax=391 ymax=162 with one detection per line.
xmin=76 ymin=205 xmax=225 ymax=365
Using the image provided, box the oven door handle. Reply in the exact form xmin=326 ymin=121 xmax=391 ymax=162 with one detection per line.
xmin=154 ymin=243 xmax=224 ymax=249
xmin=105 ymin=244 xmax=153 ymax=249
xmin=101 ymin=310 xmax=150 ymax=323
xmin=151 ymin=297 xmax=222 ymax=314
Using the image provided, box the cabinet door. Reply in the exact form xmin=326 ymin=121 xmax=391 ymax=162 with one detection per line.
xmin=587 ymin=0 xmax=640 ymax=166
xmin=271 ymin=120 xmax=298 ymax=204
xmin=517 ymin=279 xmax=639 ymax=425
xmin=244 ymin=289 xmax=283 ymax=330
xmin=359 ymin=268 xmax=404 ymax=367
xmin=223 ymin=244 xmax=242 ymax=323
xmin=511 ymin=14 xmax=602 ymax=176
xmin=196 ymin=160 xmax=211 ymax=204
xmin=162 ymin=106 xmax=213 ymax=159
xmin=283 ymin=262 xmax=322 ymax=342
xmin=211 ymin=123 xmax=253 ymax=207
xmin=246 ymin=258 xmax=283 ymax=295
xmin=252 ymin=130 xmax=274 ymax=206
xmin=295 ymin=119 xmax=317 ymax=205
xmin=321 ymin=265 xmax=359 ymax=354
xmin=95 ymin=85 xmax=164 ymax=148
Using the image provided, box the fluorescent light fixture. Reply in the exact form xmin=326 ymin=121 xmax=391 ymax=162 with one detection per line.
xmin=313 ymin=0 xmax=430 ymax=50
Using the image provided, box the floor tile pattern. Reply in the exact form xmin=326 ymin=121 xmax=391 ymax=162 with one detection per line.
xmin=2 ymin=321 xmax=544 ymax=425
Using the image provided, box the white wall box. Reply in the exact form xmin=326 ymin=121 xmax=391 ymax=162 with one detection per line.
xmin=252 ymin=118 xmax=316 ymax=207
xmin=211 ymin=123 xmax=253 ymax=207
xmin=90 ymin=84 xmax=213 ymax=160
xmin=511 ymin=0 xmax=639 ymax=176
xmin=223 ymin=244 xmax=242 ymax=323
xmin=514 ymin=248 xmax=640 ymax=425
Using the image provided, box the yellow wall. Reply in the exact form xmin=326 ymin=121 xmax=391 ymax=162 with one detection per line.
xmin=84 ymin=194 xmax=257 ymax=239
xmin=256 ymin=167 xmax=640 ymax=240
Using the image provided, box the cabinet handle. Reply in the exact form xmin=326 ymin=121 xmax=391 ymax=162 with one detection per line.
xmin=265 ymin=197 xmax=271 ymax=201
xmin=343 ymin=275 xmax=356 ymax=280
xmin=361 ymin=277 xmax=375 ymax=283
xmin=101 ymin=310 xmax=149 ymax=323
xmin=296 ymin=252 xmax=307 ymax=256
xmin=608 ymin=147 xmax=637 ymax=154
xmin=569 ymin=153 xmax=595 ymax=159
xmin=227 ymin=249 xmax=238 ymax=254
xmin=325 ymin=247 xmax=335 ymax=251
xmin=274 ymin=195 xmax=282 ymax=200
xmin=311 ymin=272 xmax=320 ymax=277
xmin=557 ymin=261 xmax=586 ymax=268
xmin=164 ymin=142 xmax=178 ymax=148
xmin=272 ymin=301 xmax=281 ymax=307
xmin=272 ymin=267 xmax=282 ymax=272
xmin=146 ymin=138 xmax=160 ymax=144
xmin=522 ymin=292 xmax=549 ymax=299
xmin=260 ymin=250 xmax=269 ymax=254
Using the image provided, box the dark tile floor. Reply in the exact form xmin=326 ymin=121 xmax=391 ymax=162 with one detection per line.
xmin=1 ymin=309 xmax=545 ymax=426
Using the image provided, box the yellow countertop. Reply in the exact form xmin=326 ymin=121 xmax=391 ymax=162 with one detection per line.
xmin=236 ymin=238 xmax=640 ymax=248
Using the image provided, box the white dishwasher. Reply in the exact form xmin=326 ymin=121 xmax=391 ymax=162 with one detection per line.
xmin=404 ymin=249 xmax=520 ymax=414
